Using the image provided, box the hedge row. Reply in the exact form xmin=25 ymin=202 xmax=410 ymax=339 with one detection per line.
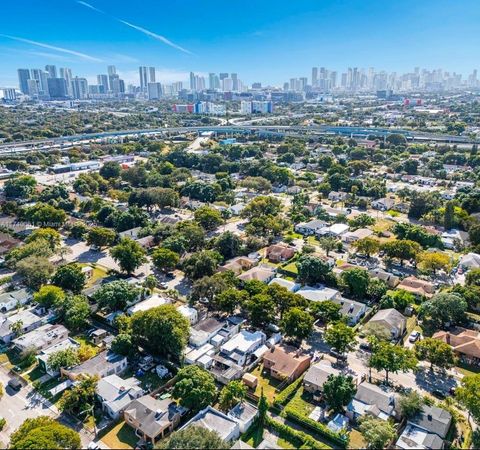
xmin=272 ymin=376 xmax=304 ymax=407
xmin=266 ymin=416 xmax=331 ymax=450
xmin=284 ymin=407 xmax=349 ymax=448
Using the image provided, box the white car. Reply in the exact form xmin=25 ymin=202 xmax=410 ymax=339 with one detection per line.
xmin=408 ymin=331 xmax=420 ymax=343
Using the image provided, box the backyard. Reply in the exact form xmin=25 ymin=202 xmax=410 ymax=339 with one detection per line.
xmin=251 ymin=364 xmax=283 ymax=403
xmin=99 ymin=421 xmax=139 ymax=449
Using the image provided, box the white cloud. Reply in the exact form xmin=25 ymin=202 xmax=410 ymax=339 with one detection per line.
xmin=0 ymin=34 xmax=102 ymax=62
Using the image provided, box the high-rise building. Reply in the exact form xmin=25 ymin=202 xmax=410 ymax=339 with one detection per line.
xmin=147 ymin=82 xmax=163 ymax=100
xmin=1 ymin=88 xmax=17 ymax=101
xmin=107 ymin=65 xmax=117 ymax=76
xmin=231 ymin=73 xmax=238 ymax=91
xmin=312 ymin=67 xmax=318 ymax=87
xmin=47 ymin=78 xmax=68 ymax=99
xmin=195 ymin=76 xmax=205 ymax=91
xmin=189 ymin=72 xmax=196 ymax=91
xmin=139 ymin=66 xmax=148 ymax=91
xmin=45 ymin=65 xmax=57 ymax=78
xmin=71 ymin=77 xmax=89 ymax=99
xmin=148 ymin=67 xmax=156 ymax=83
xmin=17 ymin=69 xmax=31 ymax=94
xmin=97 ymin=74 xmax=109 ymax=92
xmin=27 ymin=79 xmax=39 ymax=97
xmin=222 ymin=78 xmax=233 ymax=91
xmin=59 ymin=68 xmax=73 ymax=96
xmin=208 ymin=73 xmax=219 ymax=90
xmin=31 ymin=69 xmax=49 ymax=96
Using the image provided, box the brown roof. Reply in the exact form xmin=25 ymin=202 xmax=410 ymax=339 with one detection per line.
xmin=433 ymin=328 xmax=480 ymax=359
xmin=397 ymin=276 xmax=435 ymax=297
xmin=263 ymin=345 xmax=311 ymax=378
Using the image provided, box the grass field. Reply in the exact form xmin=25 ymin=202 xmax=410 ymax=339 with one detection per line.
xmin=251 ymin=365 xmax=282 ymax=403
xmin=99 ymin=421 xmax=138 ymax=449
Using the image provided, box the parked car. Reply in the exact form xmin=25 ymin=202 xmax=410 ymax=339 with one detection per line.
xmin=431 ymin=389 xmax=446 ymax=400
xmin=408 ymin=331 xmax=421 ymax=343
xmin=329 ymin=349 xmax=347 ymax=361
xmin=8 ymin=377 xmax=22 ymax=391
xmin=156 ymin=364 xmax=170 ymax=379
xmin=139 ymin=355 xmax=155 ymax=371
xmin=159 ymin=282 xmax=168 ymax=290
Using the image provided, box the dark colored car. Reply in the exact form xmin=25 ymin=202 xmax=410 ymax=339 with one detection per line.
xmin=431 ymin=389 xmax=446 ymax=400
xmin=8 ymin=377 xmax=22 ymax=391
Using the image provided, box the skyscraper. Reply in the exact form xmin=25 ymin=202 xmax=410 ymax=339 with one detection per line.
xmin=97 ymin=74 xmax=109 ymax=93
xmin=189 ymin=72 xmax=196 ymax=91
xmin=147 ymin=82 xmax=163 ymax=100
xmin=17 ymin=69 xmax=31 ymax=94
xmin=139 ymin=66 xmax=148 ymax=91
xmin=148 ymin=67 xmax=156 ymax=84
xmin=208 ymin=73 xmax=219 ymax=90
xmin=45 ymin=65 xmax=57 ymax=78
xmin=231 ymin=73 xmax=238 ymax=91
xmin=312 ymin=67 xmax=318 ymax=87
xmin=47 ymin=78 xmax=68 ymax=99
xmin=31 ymin=69 xmax=49 ymax=97
xmin=59 ymin=68 xmax=73 ymax=96
xmin=71 ymin=77 xmax=89 ymax=99
xmin=107 ymin=65 xmax=117 ymax=76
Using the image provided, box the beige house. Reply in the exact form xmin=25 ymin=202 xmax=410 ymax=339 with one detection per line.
xmin=397 ymin=276 xmax=435 ymax=298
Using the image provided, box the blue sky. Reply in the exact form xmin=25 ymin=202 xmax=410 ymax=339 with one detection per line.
xmin=1 ymin=0 xmax=479 ymax=87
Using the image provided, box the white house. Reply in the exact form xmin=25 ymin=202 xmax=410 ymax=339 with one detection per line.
xmin=268 ymin=278 xmax=300 ymax=292
xmin=371 ymin=197 xmax=395 ymax=211
xmin=297 ymin=286 xmax=341 ymax=302
xmin=177 ymin=305 xmax=198 ymax=324
xmin=0 ymin=309 xmax=46 ymax=344
xmin=318 ymin=223 xmax=349 ymax=237
xmin=127 ymin=294 xmax=170 ymax=315
xmin=0 ymin=288 xmax=31 ymax=313
xmin=219 ymin=330 xmax=266 ymax=367
xmin=295 ymin=219 xmax=327 ymax=236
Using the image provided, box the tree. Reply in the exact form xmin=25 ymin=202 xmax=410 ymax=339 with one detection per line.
xmin=219 ymin=380 xmax=247 ymax=412
xmin=26 ymin=228 xmax=61 ymax=251
xmin=266 ymin=284 xmax=307 ymax=319
xmin=93 ymin=280 xmax=140 ymax=312
xmin=172 ymin=365 xmax=217 ymax=411
xmin=111 ymin=333 xmax=134 ymax=357
xmin=353 ymin=237 xmax=380 ymax=258
xmin=382 ymin=239 xmax=421 ymax=265
xmin=157 ymin=426 xmax=226 ymax=450
xmin=359 ymin=415 xmax=396 ymax=449
xmin=340 ymin=268 xmax=370 ymax=299
xmin=62 ymin=295 xmax=90 ymax=331
xmin=466 ymin=268 xmax=480 ymax=287
xmin=257 ymin=388 xmax=268 ymax=428
xmin=51 ymin=263 xmax=86 ymax=294
xmin=245 ymin=294 xmax=276 ymax=328
xmin=4 ymin=175 xmax=36 ymax=199
xmin=47 ymin=348 xmax=80 ymax=373
xmin=296 ymin=255 xmax=333 ymax=285
xmin=86 ymin=227 xmax=116 ymax=249
xmin=456 ymin=374 xmax=480 ymax=421
xmin=110 ymin=238 xmax=147 ymax=274
xmin=311 ymin=301 xmax=342 ymax=324
xmin=323 ymin=374 xmax=356 ymax=413
xmin=241 ymin=196 xmax=282 ymax=218
xmin=324 ymin=321 xmax=356 ymax=357
xmin=213 ymin=231 xmax=243 ymax=259
xmin=99 ymin=161 xmax=121 ymax=179
xmin=9 ymin=416 xmax=81 ymax=450
xmin=215 ymin=288 xmax=248 ymax=314
xmin=399 ymin=391 xmax=424 ymax=419
xmin=368 ymin=341 xmax=417 ymax=382
xmin=16 ymin=256 xmax=54 ymax=289
xmin=194 ymin=206 xmax=223 ymax=230
xmin=419 ymin=292 xmax=467 ymax=330
xmin=418 ymin=252 xmax=450 ymax=275
xmin=152 ymin=247 xmax=180 ymax=272
xmin=182 ymin=250 xmax=222 ymax=280
xmin=380 ymin=289 xmax=415 ymax=311
xmin=23 ymin=203 xmax=66 ymax=228
xmin=59 ymin=375 xmax=97 ymax=417
xmin=444 ymin=200 xmax=455 ymax=230
xmin=69 ymin=222 xmax=88 ymax=240
xmin=280 ymin=307 xmax=314 ymax=343
xmin=130 ymin=305 xmax=190 ymax=359
xmin=366 ymin=278 xmax=388 ymax=302
xmin=9 ymin=320 xmax=23 ymax=336
xmin=414 ymin=338 xmax=456 ymax=371
xmin=318 ymin=236 xmax=337 ymax=257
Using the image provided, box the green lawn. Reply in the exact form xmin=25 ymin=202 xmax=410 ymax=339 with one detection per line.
xmin=285 ymin=386 xmax=315 ymax=417
xmin=282 ymin=262 xmax=298 ymax=275
xmin=251 ymin=365 xmax=283 ymax=403
xmin=307 ymin=236 xmax=320 ymax=246
xmin=99 ymin=421 xmax=139 ymax=449
xmin=456 ymin=362 xmax=480 ymax=377
xmin=79 ymin=263 xmax=110 ymax=287
xmin=348 ymin=429 xmax=367 ymax=449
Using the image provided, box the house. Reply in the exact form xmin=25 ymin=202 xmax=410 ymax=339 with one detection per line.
xmin=228 ymin=402 xmax=258 ymax=433
xmin=12 ymin=324 xmax=69 ymax=354
xmin=181 ymin=406 xmax=240 ymax=443
xmin=189 ymin=318 xmax=225 ymax=347
xmin=0 ymin=288 xmax=31 ymax=313
xmin=396 ymin=405 xmax=452 ymax=450
xmin=328 ymin=191 xmax=348 ymax=202
xmin=219 ymin=257 xmax=256 ymax=275
xmin=124 ymin=396 xmax=183 ymax=444
xmin=90 ymin=328 xmax=108 ymax=345
xmin=237 ymin=266 xmax=276 ymax=283
xmin=262 ymin=345 xmax=311 ymax=381
xmin=177 ymin=305 xmax=198 ymax=325
xmin=347 ymin=382 xmax=401 ymax=421
xmin=371 ymin=197 xmax=395 ymax=211
xmin=368 ymin=268 xmax=400 ymax=288
xmin=332 ymin=297 xmax=368 ymax=326
xmin=127 ymin=294 xmax=170 ymax=315
xmin=303 ymin=362 xmax=340 ymax=395
xmin=342 ymin=228 xmax=374 ymax=244
xmin=96 ymin=374 xmax=144 ymax=420
xmin=265 ymin=244 xmax=296 ymax=263
xmin=211 ymin=330 xmax=266 ymax=384
xmin=136 ymin=235 xmax=155 ymax=249
xmin=433 ymin=328 xmax=480 ymax=366
xmin=268 ymin=278 xmax=300 ymax=292
xmin=459 ymin=253 xmax=480 ymax=271
xmin=37 ymin=338 xmax=80 ymax=376
xmin=0 ymin=309 xmax=46 ymax=344
xmin=368 ymin=308 xmax=407 ymax=340
xmin=318 ymin=223 xmax=350 ymax=237
xmin=397 ymin=276 xmax=435 ymax=298
xmin=297 ymin=286 xmax=341 ymax=302
xmin=61 ymin=351 xmax=128 ymax=380
xmin=295 ymin=219 xmax=327 ymax=236
xmin=0 ymin=232 xmax=21 ymax=255
xmin=118 ymin=227 xmax=142 ymax=240
xmin=441 ymin=229 xmax=469 ymax=249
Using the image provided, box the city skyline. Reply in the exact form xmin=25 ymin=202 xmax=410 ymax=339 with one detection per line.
xmin=1 ymin=0 xmax=480 ymax=87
